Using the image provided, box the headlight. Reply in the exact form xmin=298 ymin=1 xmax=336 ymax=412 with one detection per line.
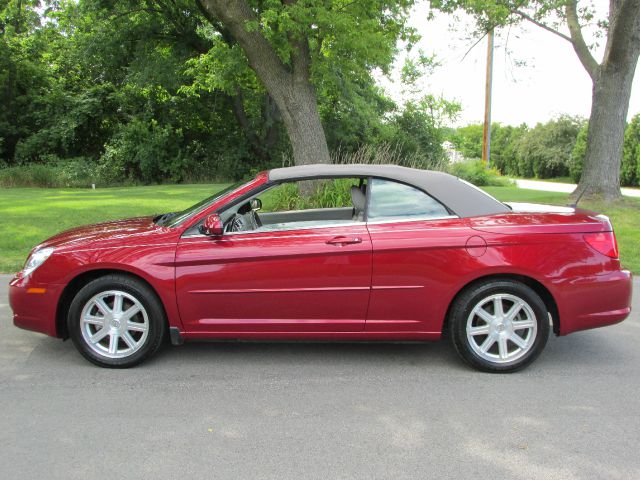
xmin=23 ymin=247 xmax=54 ymax=276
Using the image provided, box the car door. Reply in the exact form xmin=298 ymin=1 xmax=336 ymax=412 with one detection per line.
xmin=365 ymin=178 xmax=477 ymax=334
xmin=175 ymin=223 xmax=372 ymax=334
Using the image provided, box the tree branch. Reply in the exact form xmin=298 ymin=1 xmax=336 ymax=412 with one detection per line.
xmin=281 ymin=0 xmax=311 ymax=84
xmin=461 ymin=28 xmax=491 ymax=61
xmin=461 ymin=19 xmax=502 ymax=61
xmin=199 ymin=0 xmax=293 ymax=96
xmin=263 ymin=94 xmax=280 ymax=150
xmin=195 ymin=0 xmax=234 ymax=44
xmin=230 ymin=89 xmax=270 ymax=161
xmin=108 ymin=7 xmax=162 ymax=22
xmin=290 ymin=36 xmax=312 ymax=83
xmin=511 ymin=9 xmax=572 ymax=43
xmin=565 ymin=1 xmax=599 ymax=78
xmin=196 ymin=0 xmax=282 ymax=158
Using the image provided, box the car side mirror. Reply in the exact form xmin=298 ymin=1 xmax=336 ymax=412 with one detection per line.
xmin=200 ymin=214 xmax=223 ymax=237
xmin=250 ymin=198 xmax=262 ymax=211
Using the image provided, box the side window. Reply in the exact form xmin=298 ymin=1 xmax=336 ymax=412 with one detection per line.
xmin=367 ymin=178 xmax=450 ymax=221
xmin=259 ymin=178 xmax=360 ymax=213
xmin=221 ymin=177 xmax=367 ymax=233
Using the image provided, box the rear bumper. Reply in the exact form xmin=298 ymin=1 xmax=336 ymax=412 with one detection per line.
xmin=8 ymin=274 xmax=64 ymax=337
xmin=557 ymin=269 xmax=632 ymax=335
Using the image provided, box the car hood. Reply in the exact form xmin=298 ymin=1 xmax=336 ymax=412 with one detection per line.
xmin=36 ymin=216 xmax=172 ymax=251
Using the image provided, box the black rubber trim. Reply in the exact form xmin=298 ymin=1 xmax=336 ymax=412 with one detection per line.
xmin=169 ymin=327 xmax=184 ymax=346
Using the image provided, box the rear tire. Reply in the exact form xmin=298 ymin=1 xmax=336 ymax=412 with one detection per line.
xmin=67 ymin=274 xmax=166 ymax=368
xmin=449 ymin=280 xmax=550 ymax=373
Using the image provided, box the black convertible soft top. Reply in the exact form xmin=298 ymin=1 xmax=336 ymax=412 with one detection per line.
xmin=268 ymin=164 xmax=510 ymax=218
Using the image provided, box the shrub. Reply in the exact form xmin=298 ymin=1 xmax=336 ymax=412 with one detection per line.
xmin=447 ymin=159 xmax=512 ymax=187
xmin=0 ymin=158 xmax=103 ymax=188
xmin=98 ymin=119 xmax=184 ymax=184
xmin=570 ymin=123 xmax=588 ymax=183
xmin=0 ymin=164 xmax=61 ymax=187
xmin=58 ymin=158 xmax=102 ymax=187
xmin=261 ymin=179 xmax=354 ymax=211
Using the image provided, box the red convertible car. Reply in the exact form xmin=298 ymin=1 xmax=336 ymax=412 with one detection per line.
xmin=9 ymin=164 xmax=632 ymax=371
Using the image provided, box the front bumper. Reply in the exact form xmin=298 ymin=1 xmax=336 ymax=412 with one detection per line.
xmin=9 ymin=274 xmax=65 ymax=337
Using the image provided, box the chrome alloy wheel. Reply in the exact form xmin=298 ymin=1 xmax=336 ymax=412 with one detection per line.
xmin=80 ymin=290 xmax=149 ymax=359
xmin=466 ymin=293 xmax=537 ymax=364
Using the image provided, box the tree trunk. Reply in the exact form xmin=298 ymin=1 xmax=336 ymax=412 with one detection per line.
xmin=572 ymin=61 xmax=638 ymax=201
xmin=278 ymin=82 xmax=331 ymax=166
xmin=568 ymin=0 xmax=640 ymax=202
xmin=198 ymin=0 xmax=331 ymax=168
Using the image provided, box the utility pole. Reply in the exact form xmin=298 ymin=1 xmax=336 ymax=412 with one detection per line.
xmin=482 ymin=28 xmax=494 ymax=167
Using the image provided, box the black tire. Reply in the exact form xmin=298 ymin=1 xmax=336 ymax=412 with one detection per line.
xmin=449 ymin=279 xmax=550 ymax=373
xmin=67 ymin=274 xmax=166 ymax=368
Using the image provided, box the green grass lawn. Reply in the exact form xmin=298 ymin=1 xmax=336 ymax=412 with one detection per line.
xmin=1 ymin=184 xmax=638 ymax=273
xmin=0 ymin=184 xmax=229 ymax=273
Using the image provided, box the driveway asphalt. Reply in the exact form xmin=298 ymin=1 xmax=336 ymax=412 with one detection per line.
xmin=1 ymin=274 xmax=638 ymax=480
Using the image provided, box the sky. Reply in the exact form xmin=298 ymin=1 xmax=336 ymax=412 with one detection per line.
xmin=377 ymin=1 xmax=640 ymax=127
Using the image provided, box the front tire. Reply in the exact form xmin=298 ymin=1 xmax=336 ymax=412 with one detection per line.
xmin=67 ymin=274 xmax=166 ymax=368
xmin=449 ymin=280 xmax=550 ymax=373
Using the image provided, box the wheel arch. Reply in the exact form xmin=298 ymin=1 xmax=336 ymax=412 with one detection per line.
xmin=443 ymin=273 xmax=560 ymax=336
xmin=56 ymin=268 xmax=169 ymax=339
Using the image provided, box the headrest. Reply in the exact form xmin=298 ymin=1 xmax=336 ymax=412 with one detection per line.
xmin=350 ymin=186 xmax=366 ymax=211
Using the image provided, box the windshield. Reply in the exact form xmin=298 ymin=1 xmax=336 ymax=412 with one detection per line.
xmin=159 ymin=181 xmax=246 ymax=227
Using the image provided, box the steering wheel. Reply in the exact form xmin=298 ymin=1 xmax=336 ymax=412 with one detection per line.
xmin=224 ymin=198 xmax=263 ymax=233
xmin=225 ymin=213 xmax=247 ymax=233
xmin=225 ymin=210 xmax=261 ymax=233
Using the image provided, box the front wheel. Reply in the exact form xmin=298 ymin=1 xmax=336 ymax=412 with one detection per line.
xmin=449 ymin=280 xmax=550 ymax=373
xmin=67 ymin=274 xmax=166 ymax=368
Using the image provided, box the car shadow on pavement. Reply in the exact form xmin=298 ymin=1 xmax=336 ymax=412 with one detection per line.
xmin=20 ymin=325 xmax=631 ymax=375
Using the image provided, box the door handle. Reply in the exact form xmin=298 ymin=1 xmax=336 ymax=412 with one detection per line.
xmin=326 ymin=236 xmax=363 ymax=246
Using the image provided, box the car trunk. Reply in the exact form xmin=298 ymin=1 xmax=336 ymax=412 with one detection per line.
xmin=469 ymin=202 xmax=613 ymax=235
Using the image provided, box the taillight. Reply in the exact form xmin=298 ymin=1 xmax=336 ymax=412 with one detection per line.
xmin=583 ymin=232 xmax=619 ymax=259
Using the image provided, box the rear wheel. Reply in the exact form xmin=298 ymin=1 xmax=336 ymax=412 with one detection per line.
xmin=67 ymin=274 xmax=166 ymax=368
xmin=449 ymin=280 xmax=550 ymax=373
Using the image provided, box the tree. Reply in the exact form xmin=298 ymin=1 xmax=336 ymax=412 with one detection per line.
xmin=380 ymin=95 xmax=460 ymax=167
xmin=450 ymin=123 xmax=484 ymax=159
xmin=491 ymin=123 xmax=528 ymax=175
xmin=449 ymin=122 xmax=529 ymax=175
xmin=621 ymin=114 xmax=640 ymax=186
xmin=2 ymin=0 xmax=424 ymax=184
xmin=0 ymin=0 xmax=52 ymax=163
xmin=2 ymin=0 xmax=270 ymax=180
xmin=431 ymin=0 xmax=640 ymax=200
xmin=515 ymin=116 xmax=584 ymax=179
xmin=570 ymin=122 xmax=588 ymax=182
xmin=380 ymin=54 xmax=461 ymax=167
xmin=196 ymin=0 xmax=416 ymax=168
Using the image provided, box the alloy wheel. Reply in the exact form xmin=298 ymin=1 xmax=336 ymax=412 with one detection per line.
xmin=465 ymin=293 xmax=538 ymax=364
xmin=80 ymin=290 xmax=149 ymax=359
